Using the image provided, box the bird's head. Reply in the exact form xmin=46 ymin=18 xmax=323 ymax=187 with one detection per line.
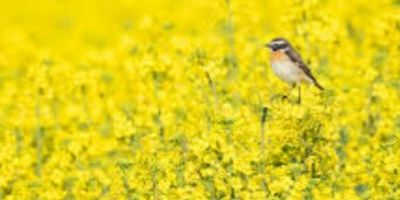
xmin=265 ymin=37 xmax=290 ymax=52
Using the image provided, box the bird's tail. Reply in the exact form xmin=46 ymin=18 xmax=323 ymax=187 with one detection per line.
xmin=314 ymin=80 xmax=324 ymax=91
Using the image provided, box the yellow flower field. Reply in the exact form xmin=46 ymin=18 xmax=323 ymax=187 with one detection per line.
xmin=0 ymin=0 xmax=399 ymax=199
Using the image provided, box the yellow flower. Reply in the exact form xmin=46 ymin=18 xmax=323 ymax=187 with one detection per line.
xmin=0 ymin=0 xmax=398 ymax=198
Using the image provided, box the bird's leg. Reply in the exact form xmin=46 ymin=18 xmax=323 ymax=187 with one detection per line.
xmin=297 ymin=84 xmax=301 ymax=104
xmin=283 ymin=83 xmax=296 ymax=100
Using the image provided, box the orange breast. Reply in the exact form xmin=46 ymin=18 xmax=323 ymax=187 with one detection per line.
xmin=270 ymin=51 xmax=286 ymax=61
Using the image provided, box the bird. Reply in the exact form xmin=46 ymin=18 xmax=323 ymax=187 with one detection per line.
xmin=265 ymin=37 xmax=324 ymax=104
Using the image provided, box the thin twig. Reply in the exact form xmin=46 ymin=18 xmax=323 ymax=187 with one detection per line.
xmin=260 ymin=106 xmax=268 ymax=154
xmin=205 ymin=71 xmax=218 ymax=108
xmin=35 ymin=88 xmax=43 ymax=177
xmin=156 ymin=108 xmax=164 ymax=143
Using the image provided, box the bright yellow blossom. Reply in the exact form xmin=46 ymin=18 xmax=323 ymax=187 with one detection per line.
xmin=0 ymin=0 xmax=398 ymax=199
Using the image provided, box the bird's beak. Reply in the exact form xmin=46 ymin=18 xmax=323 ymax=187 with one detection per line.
xmin=264 ymin=43 xmax=272 ymax=49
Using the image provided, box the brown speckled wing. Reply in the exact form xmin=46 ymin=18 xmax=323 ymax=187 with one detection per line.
xmin=285 ymin=48 xmax=316 ymax=82
xmin=285 ymin=48 xmax=324 ymax=90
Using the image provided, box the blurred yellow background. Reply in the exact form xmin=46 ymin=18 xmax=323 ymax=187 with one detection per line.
xmin=0 ymin=0 xmax=399 ymax=199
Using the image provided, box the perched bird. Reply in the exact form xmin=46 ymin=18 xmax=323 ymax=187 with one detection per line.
xmin=265 ymin=37 xmax=324 ymax=103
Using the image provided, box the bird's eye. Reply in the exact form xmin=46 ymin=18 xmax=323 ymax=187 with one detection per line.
xmin=278 ymin=44 xmax=287 ymax=49
xmin=266 ymin=41 xmax=288 ymax=51
xmin=274 ymin=43 xmax=287 ymax=51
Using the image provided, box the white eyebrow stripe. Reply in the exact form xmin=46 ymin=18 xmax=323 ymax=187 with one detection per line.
xmin=270 ymin=40 xmax=287 ymax=45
